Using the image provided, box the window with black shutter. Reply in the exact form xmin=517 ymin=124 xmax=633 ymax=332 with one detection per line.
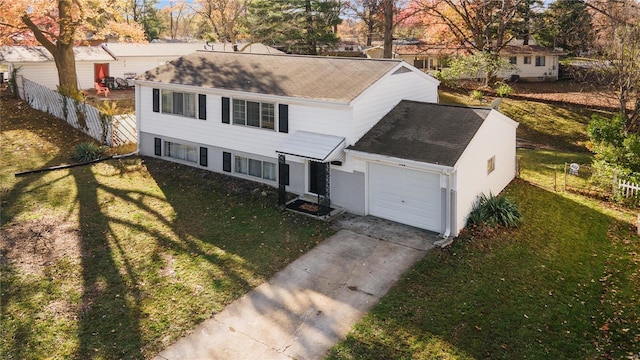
xmin=198 ymin=94 xmax=207 ymax=120
xmin=223 ymin=152 xmax=231 ymax=172
xmin=222 ymin=97 xmax=230 ymax=123
xmin=153 ymin=89 xmax=160 ymax=112
xmin=200 ymin=147 xmax=208 ymax=167
xmin=278 ymin=104 xmax=288 ymax=133
xmin=154 ymin=137 xmax=161 ymax=156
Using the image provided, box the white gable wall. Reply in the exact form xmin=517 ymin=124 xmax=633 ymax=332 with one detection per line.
xmin=12 ymin=61 xmax=98 ymax=90
xmin=351 ymin=68 xmax=439 ymax=145
xmin=452 ymin=110 xmax=518 ymax=235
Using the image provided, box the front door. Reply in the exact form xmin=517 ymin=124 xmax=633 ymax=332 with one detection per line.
xmin=308 ymin=160 xmax=321 ymax=194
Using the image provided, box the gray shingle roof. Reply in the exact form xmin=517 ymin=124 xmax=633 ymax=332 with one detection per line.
xmin=138 ymin=51 xmax=403 ymax=103
xmin=348 ymin=100 xmax=492 ymax=167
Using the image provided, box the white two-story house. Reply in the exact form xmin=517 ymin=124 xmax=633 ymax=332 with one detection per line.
xmin=135 ymin=51 xmax=518 ymax=237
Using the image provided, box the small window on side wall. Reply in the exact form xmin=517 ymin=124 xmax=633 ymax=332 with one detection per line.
xmin=487 ymin=156 xmax=496 ymax=174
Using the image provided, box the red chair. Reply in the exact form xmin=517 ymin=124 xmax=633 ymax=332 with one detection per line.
xmin=95 ymin=82 xmax=110 ymax=97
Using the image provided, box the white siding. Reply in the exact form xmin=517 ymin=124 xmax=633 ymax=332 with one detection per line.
xmin=14 ymin=63 xmax=60 ymax=90
xmin=108 ymin=57 xmax=178 ymax=79
xmin=499 ymin=55 xmax=560 ymax=80
xmin=77 ymin=62 xmax=98 ymax=89
xmin=351 ymin=69 xmax=438 ymax=144
xmin=453 ymin=110 xmax=518 ymax=235
xmin=138 ymin=85 xmax=352 ymax=163
xmin=14 ymin=61 xmax=101 ymax=90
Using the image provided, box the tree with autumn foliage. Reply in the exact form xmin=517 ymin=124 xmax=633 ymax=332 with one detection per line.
xmin=192 ymin=0 xmax=249 ymax=43
xmin=0 ymin=0 xmax=145 ymax=95
xmin=409 ymin=0 xmax=535 ymax=84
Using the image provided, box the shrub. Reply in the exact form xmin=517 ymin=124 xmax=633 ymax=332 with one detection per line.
xmin=72 ymin=142 xmax=106 ymax=162
xmin=470 ymin=90 xmax=484 ymax=101
xmin=494 ymin=81 xmax=514 ymax=97
xmin=467 ymin=193 xmax=523 ymax=228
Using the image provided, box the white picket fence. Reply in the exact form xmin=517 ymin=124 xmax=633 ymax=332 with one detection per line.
xmin=20 ymin=76 xmax=136 ymax=146
xmin=619 ymin=179 xmax=640 ymax=198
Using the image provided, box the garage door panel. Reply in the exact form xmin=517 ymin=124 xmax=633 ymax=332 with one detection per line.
xmin=369 ymin=163 xmax=442 ymax=232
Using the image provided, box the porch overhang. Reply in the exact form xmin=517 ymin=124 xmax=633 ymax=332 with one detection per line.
xmin=276 ymin=131 xmax=346 ymax=163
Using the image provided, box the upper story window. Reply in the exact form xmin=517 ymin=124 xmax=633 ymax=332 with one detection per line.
xmin=535 ymin=56 xmax=546 ymax=67
xmin=233 ymin=99 xmax=275 ymax=130
xmin=509 ymin=56 xmax=517 ymax=65
xmin=523 ymin=56 xmax=531 ymax=65
xmin=162 ymin=90 xmax=196 ymax=118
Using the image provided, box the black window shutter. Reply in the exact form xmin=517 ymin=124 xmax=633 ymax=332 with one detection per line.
xmin=152 ymin=89 xmax=160 ymax=112
xmin=279 ymin=162 xmax=290 ymax=186
xmin=200 ymin=147 xmax=208 ymax=167
xmin=222 ymin=97 xmax=230 ymax=124
xmin=278 ymin=104 xmax=288 ymax=133
xmin=154 ymin=137 xmax=161 ymax=156
xmin=223 ymin=152 xmax=231 ymax=172
xmin=198 ymin=94 xmax=207 ymax=120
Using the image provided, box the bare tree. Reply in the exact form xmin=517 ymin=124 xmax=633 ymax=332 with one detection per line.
xmin=345 ymin=0 xmax=383 ymax=46
xmin=192 ymin=0 xmax=248 ymax=43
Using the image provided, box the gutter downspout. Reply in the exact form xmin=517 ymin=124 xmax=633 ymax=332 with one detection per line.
xmin=434 ymin=170 xmax=454 ymax=248
xmin=135 ymin=82 xmax=141 ymax=155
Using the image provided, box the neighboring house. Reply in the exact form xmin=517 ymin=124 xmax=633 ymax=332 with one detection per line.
xmin=0 ymin=46 xmax=114 ymax=90
xmin=364 ymin=44 xmax=464 ymax=72
xmin=135 ymin=51 xmax=518 ymax=237
xmin=365 ymin=40 xmax=567 ymax=81
xmin=101 ymin=42 xmax=283 ymax=85
xmin=498 ymin=44 xmax=567 ymax=81
xmin=0 ymin=42 xmax=282 ymax=91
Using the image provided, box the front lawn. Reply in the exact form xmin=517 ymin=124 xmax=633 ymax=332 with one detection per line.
xmin=327 ymin=179 xmax=640 ymax=359
xmin=0 ymin=94 xmax=333 ymax=359
xmin=327 ymin=86 xmax=639 ymax=359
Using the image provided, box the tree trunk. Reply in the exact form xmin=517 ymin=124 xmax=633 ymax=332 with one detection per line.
xmin=305 ymin=0 xmax=317 ymax=55
xmin=21 ymin=0 xmax=79 ymax=96
xmin=382 ymin=0 xmax=393 ymax=58
xmin=54 ymin=43 xmax=79 ymax=93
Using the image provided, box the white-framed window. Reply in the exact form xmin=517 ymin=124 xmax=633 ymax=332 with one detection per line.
xmin=523 ymin=56 xmax=531 ymax=65
xmin=165 ymin=141 xmax=197 ymax=163
xmin=232 ymin=99 xmax=275 ymax=130
xmin=234 ymin=155 xmax=276 ymax=181
xmin=162 ymin=90 xmax=196 ymax=118
xmin=509 ymin=56 xmax=517 ymax=65
xmin=535 ymin=56 xmax=546 ymax=67
xmin=487 ymin=155 xmax=496 ymax=174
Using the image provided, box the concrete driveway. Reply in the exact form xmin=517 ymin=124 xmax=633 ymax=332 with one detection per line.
xmin=154 ymin=214 xmax=438 ymax=360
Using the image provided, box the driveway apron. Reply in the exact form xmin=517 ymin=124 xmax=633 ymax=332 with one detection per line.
xmin=154 ymin=215 xmax=438 ymax=360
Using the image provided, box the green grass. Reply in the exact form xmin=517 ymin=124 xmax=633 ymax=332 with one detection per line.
xmin=439 ymin=88 xmax=596 ymax=153
xmin=327 ymin=88 xmax=639 ymax=359
xmin=327 ymin=180 xmax=640 ymax=359
xmin=0 ymin=94 xmax=333 ymax=359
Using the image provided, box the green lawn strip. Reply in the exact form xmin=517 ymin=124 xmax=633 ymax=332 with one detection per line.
xmin=1 ymin=96 xmax=333 ymax=359
xmin=327 ymin=180 xmax=640 ymax=359
xmin=439 ymin=89 xmax=596 ymax=153
xmin=517 ymin=148 xmax=594 ymax=191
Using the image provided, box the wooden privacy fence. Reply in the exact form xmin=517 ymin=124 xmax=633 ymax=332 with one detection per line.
xmin=20 ymin=76 xmax=137 ymax=146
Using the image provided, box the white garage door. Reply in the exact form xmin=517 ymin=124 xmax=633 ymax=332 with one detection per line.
xmin=369 ymin=163 xmax=442 ymax=232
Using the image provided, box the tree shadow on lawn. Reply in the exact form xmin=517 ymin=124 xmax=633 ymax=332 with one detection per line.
xmin=327 ymin=180 xmax=640 ymax=359
xmin=2 ymin=150 xmax=331 ymax=359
